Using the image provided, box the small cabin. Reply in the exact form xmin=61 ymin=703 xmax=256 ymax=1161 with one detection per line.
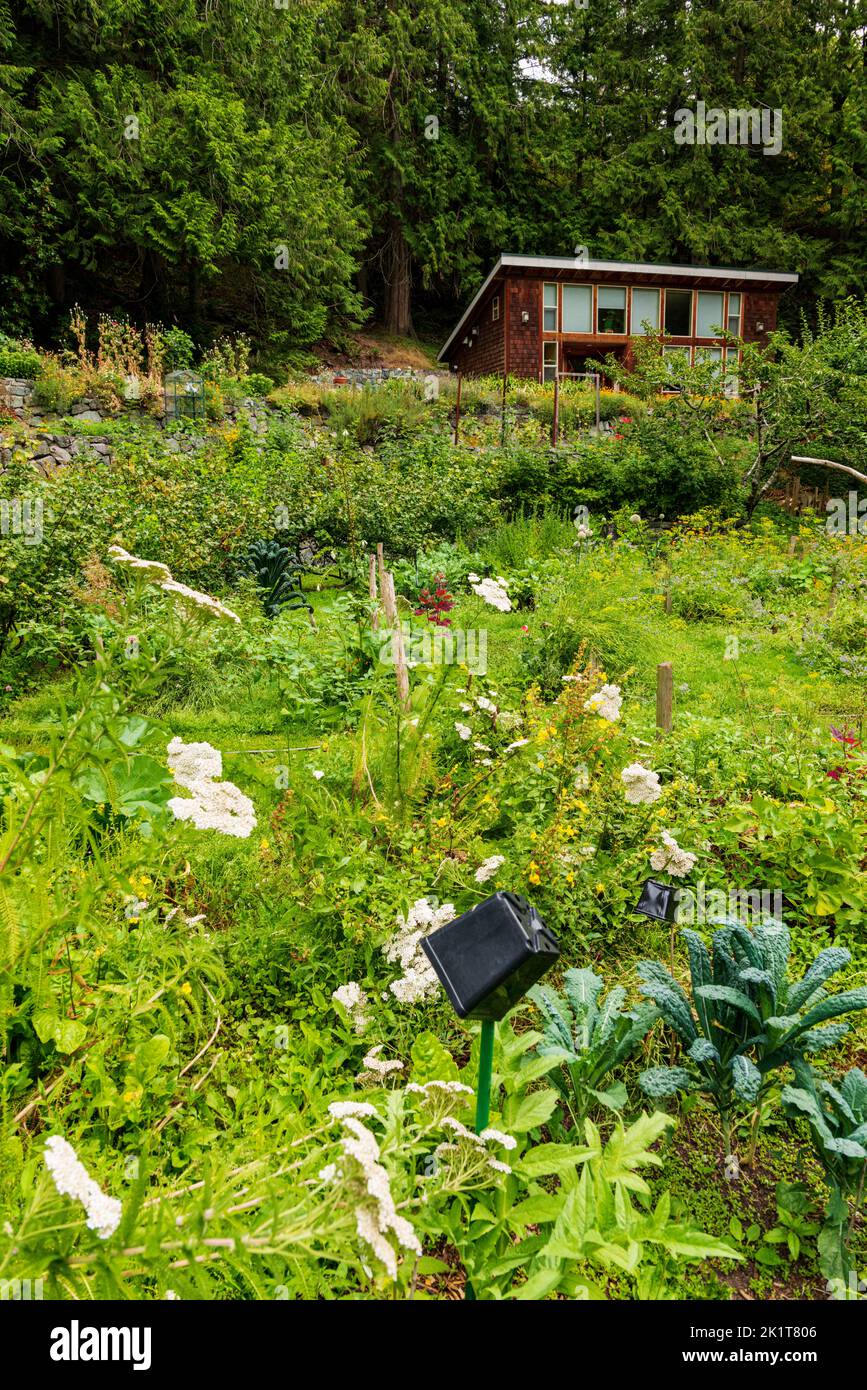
xmin=437 ymin=254 xmax=799 ymax=385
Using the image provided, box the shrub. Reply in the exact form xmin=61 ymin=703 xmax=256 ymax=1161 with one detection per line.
xmin=0 ymin=346 xmax=42 ymax=379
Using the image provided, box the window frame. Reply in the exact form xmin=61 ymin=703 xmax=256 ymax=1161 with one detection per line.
xmin=491 ymin=295 xmax=500 ymax=323
xmin=542 ymin=282 xmax=559 ymax=333
xmin=562 ymin=283 xmax=593 ymax=335
xmin=629 ymin=286 xmax=661 ymax=335
xmin=542 ymin=340 xmax=559 ymax=382
xmin=695 ymin=291 xmax=726 ymax=340
xmin=663 ymin=288 xmax=693 ymax=338
xmin=596 ymin=284 xmax=627 ymax=336
xmin=726 ymin=292 xmax=742 ymax=337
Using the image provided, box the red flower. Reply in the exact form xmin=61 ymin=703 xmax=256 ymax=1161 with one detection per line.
xmin=415 ymin=572 xmax=455 ymax=626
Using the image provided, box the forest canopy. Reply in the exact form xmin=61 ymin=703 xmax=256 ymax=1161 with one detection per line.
xmin=0 ymin=0 xmax=864 ymax=355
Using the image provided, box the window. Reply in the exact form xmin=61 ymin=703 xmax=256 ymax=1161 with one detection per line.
xmin=562 ymin=284 xmax=592 ymax=334
xmin=696 ymin=292 xmax=724 ymax=338
xmin=543 ymin=282 xmax=558 ymax=332
xmin=662 ymin=344 xmax=690 ymax=388
xmin=664 ymin=289 xmax=692 ymax=336
xmin=492 ymin=295 xmax=500 ymax=322
xmin=695 ymin=345 xmax=723 ymax=378
xmin=597 ymin=286 xmax=626 ymax=334
xmin=631 ymin=288 xmax=660 ymax=334
xmin=727 ymin=293 xmax=742 ymax=336
xmin=542 ymin=341 xmax=558 ymax=382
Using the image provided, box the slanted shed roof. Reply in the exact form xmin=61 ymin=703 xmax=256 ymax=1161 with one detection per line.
xmin=437 ymin=254 xmax=799 ymax=361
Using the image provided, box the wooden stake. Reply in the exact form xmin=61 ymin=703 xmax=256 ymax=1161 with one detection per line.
xmin=454 ymin=370 xmax=462 ymax=445
xmin=552 ymin=372 xmax=560 ymax=447
xmin=656 ymin=662 xmax=673 ymax=734
xmin=368 ymin=554 xmax=379 ymax=631
xmin=383 ymin=571 xmax=410 ymax=711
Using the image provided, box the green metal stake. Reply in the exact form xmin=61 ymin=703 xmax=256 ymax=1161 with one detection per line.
xmin=474 ymin=1019 xmax=495 ymax=1134
xmin=466 ymin=1019 xmax=496 ymax=1302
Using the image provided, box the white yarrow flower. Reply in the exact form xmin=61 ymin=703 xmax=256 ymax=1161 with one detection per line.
xmin=108 ymin=546 xmax=240 ymax=623
xmin=384 ymin=899 xmax=454 ymax=1005
xmin=474 ymin=855 xmax=505 ymax=884
xmin=44 ymin=1136 xmax=122 ymax=1240
xmin=583 ymin=683 xmax=623 ymax=722
xmin=454 ymin=722 xmax=472 ymax=740
xmin=328 ymin=1101 xmax=379 ymax=1120
xmin=470 ymin=577 xmax=511 ymax=612
xmin=167 ymin=737 xmax=256 ymax=838
xmin=650 ymin=831 xmax=697 ymax=878
xmin=332 ymin=981 xmax=370 ymax=1034
xmin=621 ymin=762 xmax=662 ymax=805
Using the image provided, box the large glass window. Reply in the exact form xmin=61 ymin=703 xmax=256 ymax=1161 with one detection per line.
xmin=542 ymin=340 xmax=558 ymax=381
xmin=696 ymin=292 xmax=724 ymax=338
xmin=631 ymin=288 xmax=660 ymax=333
xmin=543 ymin=283 xmax=558 ymax=332
xmin=695 ymin=345 xmax=723 ymax=378
xmin=562 ymin=284 xmax=592 ymax=333
xmin=727 ymin=293 xmax=742 ymax=336
xmin=597 ymin=286 xmax=626 ymax=334
xmin=664 ymin=289 xmax=692 ymax=336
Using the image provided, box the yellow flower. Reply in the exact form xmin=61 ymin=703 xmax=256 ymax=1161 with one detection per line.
xmin=179 ymin=981 xmax=192 ymax=996
xmin=595 ymin=882 xmax=605 ymax=894
xmin=565 ymin=871 xmax=575 ymax=887
xmin=436 ymin=816 xmax=448 ymax=827
xmin=528 ymin=871 xmax=541 ymax=886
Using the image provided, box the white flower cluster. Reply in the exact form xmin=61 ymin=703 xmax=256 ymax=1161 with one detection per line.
xmin=108 ymin=546 xmax=240 ymax=623
xmin=405 ymin=1080 xmax=474 ymax=1097
xmin=337 ymin=1115 xmax=421 ymax=1279
xmin=44 ymin=1136 xmax=122 ymax=1240
xmin=357 ymin=1045 xmax=404 ymax=1081
xmin=650 ymin=831 xmax=697 ymax=878
xmin=583 ymin=683 xmax=623 ymax=722
xmin=431 ymin=1117 xmax=517 ymax=1175
xmin=332 ymin=981 xmax=370 ymax=1034
xmin=474 ymin=854 xmax=505 ymax=884
xmin=166 ymin=737 xmax=256 ymax=838
xmin=467 ymin=573 xmax=511 ymax=612
xmin=454 ymin=722 xmax=472 ymax=740
xmin=574 ymin=524 xmax=593 ymax=542
xmin=383 ymin=898 xmax=454 ymax=1004
xmin=621 ymin=762 xmax=662 ymax=805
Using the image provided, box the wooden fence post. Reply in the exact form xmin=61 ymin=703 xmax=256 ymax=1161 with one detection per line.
xmin=368 ymin=554 xmax=379 ymax=631
xmin=656 ymin=662 xmax=673 ymax=734
xmin=383 ymin=570 xmax=410 ymax=712
xmin=552 ymin=372 xmax=560 ymax=447
xmin=454 ymin=370 xmax=462 ymax=445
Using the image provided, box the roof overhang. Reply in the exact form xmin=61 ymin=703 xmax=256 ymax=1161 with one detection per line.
xmin=437 ymin=254 xmax=800 ymax=361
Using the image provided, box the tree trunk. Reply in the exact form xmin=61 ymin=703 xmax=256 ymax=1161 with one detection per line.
xmin=383 ymin=215 xmax=413 ymax=336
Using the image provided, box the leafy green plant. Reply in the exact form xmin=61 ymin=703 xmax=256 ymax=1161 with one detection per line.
xmin=728 ymin=1181 xmax=819 ymax=1270
xmin=528 ymin=967 xmax=657 ymax=1129
xmin=638 ymin=921 xmax=867 ymax=1168
xmin=240 ymin=540 xmax=313 ymax=619
xmin=782 ymin=1062 xmax=867 ymax=1294
xmin=0 ymin=347 xmax=41 ymax=378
